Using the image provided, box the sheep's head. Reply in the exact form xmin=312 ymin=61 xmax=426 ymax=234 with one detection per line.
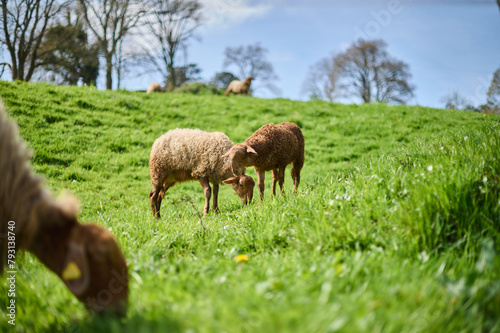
xmin=29 ymin=197 xmax=128 ymax=316
xmin=223 ymin=175 xmax=255 ymax=205
xmin=63 ymin=223 xmax=129 ymax=316
xmin=222 ymin=144 xmax=258 ymax=177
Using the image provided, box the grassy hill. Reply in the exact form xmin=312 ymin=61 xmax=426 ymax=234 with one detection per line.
xmin=0 ymin=80 xmax=499 ymax=332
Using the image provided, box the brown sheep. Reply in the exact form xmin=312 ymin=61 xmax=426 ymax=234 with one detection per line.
xmin=146 ymin=82 xmax=165 ymax=93
xmin=222 ymin=122 xmax=304 ymax=200
xmin=224 ymin=77 xmax=253 ymax=96
xmin=149 ymin=129 xmax=255 ymax=219
xmin=0 ymin=102 xmax=128 ymax=316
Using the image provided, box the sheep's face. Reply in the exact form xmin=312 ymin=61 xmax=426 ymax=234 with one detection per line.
xmin=223 ymin=175 xmax=255 ymax=204
xmin=31 ymin=220 xmax=128 ymax=316
xmin=29 ymin=198 xmax=129 ymax=316
xmin=62 ymin=223 xmax=129 ymax=316
xmin=223 ymin=144 xmax=258 ymax=177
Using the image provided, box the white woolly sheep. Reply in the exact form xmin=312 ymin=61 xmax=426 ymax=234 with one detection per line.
xmin=147 ymin=82 xmax=165 ymax=93
xmin=224 ymin=77 xmax=253 ymax=96
xmin=0 ymin=102 xmax=128 ymax=316
xmin=222 ymin=122 xmax=304 ymax=200
xmin=149 ymin=129 xmax=255 ymax=218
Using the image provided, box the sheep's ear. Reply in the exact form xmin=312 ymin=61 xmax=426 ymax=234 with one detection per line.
xmin=62 ymin=242 xmax=90 ymax=296
xmin=246 ymin=146 xmax=257 ymax=156
xmin=223 ymin=177 xmax=238 ymax=184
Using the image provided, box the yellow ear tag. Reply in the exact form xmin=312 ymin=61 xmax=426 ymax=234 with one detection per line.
xmin=62 ymin=261 xmax=81 ymax=281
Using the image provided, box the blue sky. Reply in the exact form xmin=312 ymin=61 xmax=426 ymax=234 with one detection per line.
xmin=129 ymin=0 xmax=500 ymax=108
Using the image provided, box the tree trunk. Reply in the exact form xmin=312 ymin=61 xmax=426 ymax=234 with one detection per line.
xmin=168 ymin=50 xmax=175 ymax=91
xmin=106 ymin=52 xmax=113 ymax=90
xmin=10 ymin=63 xmax=18 ymax=81
xmin=16 ymin=56 xmax=25 ymax=81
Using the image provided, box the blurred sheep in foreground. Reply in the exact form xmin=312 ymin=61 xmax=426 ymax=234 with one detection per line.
xmin=0 ymin=102 xmax=128 ymax=316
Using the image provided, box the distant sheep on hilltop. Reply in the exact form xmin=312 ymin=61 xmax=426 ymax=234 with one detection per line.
xmin=223 ymin=122 xmax=304 ymax=200
xmin=225 ymin=77 xmax=253 ymax=96
xmin=149 ymin=129 xmax=255 ymax=219
xmin=147 ymin=82 xmax=165 ymax=93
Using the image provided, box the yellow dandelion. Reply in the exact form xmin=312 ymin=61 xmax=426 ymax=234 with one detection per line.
xmin=234 ymin=254 xmax=250 ymax=263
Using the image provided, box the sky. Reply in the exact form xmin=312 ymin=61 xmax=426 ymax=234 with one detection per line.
xmin=112 ymin=1 xmax=500 ymax=108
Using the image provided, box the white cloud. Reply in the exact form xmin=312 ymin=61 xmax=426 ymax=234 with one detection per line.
xmin=200 ymin=0 xmax=272 ymax=28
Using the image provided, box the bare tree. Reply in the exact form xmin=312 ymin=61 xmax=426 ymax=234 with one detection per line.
xmin=78 ymin=0 xmax=144 ymax=90
xmin=372 ymin=58 xmax=414 ymax=104
xmin=306 ymin=40 xmax=414 ymax=104
xmin=0 ymin=44 xmax=7 ymax=77
xmin=486 ymin=67 xmax=500 ymax=114
xmin=332 ymin=39 xmax=414 ymax=104
xmin=0 ymin=62 xmax=7 ymax=77
xmin=440 ymin=90 xmax=476 ymax=111
xmin=140 ymin=0 xmax=202 ymax=90
xmin=0 ymin=0 xmax=68 ymax=81
xmin=114 ymin=36 xmax=140 ymax=89
xmin=223 ymin=43 xmax=280 ymax=95
xmin=302 ymin=57 xmax=339 ymax=101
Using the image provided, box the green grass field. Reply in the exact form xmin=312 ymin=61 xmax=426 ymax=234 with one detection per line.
xmin=0 ymin=80 xmax=499 ymax=332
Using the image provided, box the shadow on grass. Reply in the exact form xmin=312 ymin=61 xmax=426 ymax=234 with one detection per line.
xmin=40 ymin=312 xmax=183 ymax=333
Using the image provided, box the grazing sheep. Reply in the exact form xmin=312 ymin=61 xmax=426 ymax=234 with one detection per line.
xmin=223 ymin=122 xmax=304 ymax=200
xmin=224 ymin=77 xmax=253 ymax=96
xmin=149 ymin=129 xmax=255 ymax=219
xmin=0 ymin=103 xmax=128 ymax=316
xmin=147 ymin=82 xmax=165 ymax=93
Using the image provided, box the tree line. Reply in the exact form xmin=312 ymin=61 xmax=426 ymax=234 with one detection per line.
xmin=0 ymin=0 xmax=498 ymax=112
xmin=0 ymin=0 xmax=281 ymax=94
xmin=302 ymin=39 xmax=415 ymax=104
xmin=0 ymin=0 xmax=204 ymax=90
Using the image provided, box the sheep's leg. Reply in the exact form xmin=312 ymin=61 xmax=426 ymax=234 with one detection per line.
xmin=150 ymin=188 xmax=161 ymax=219
xmin=212 ymin=184 xmax=220 ymax=214
xmin=156 ymin=189 xmax=165 ymax=217
xmin=256 ymin=169 xmax=266 ymax=201
xmin=199 ymin=177 xmax=211 ymax=217
xmin=150 ymin=181 xmax=174 ymax=219
xmin=278 ymin=167 xmax=285 ymax=193
xmin=291 ymin=161 xmax=302 ymax=193
xmin=272 ymin=169 xmax=279 ymax=196
xmin=150 ymin=188 xmax=165 ymax=219
xmin=150 ymin=177 xmax=163 ymax=218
